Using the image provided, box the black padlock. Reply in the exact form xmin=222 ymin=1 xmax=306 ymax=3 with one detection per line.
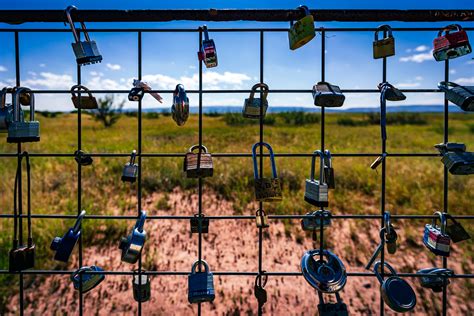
xmin=317 ymin=291 xmax=349 ymax=316
xmin=190 ymin=213 xmax=209 ymax=234
xmin=254 ymin=273 xmax=268 ymax=312
xmin=323 ymin=150 xmax=335 ymax=189
xmin=133 ymin=270 xmax=151 ymax=302
xmin=74 ymin=150 xmax=93 ymax=166
xmin=417 ymin=268 xmax=453 ymax=293
xmin=444 ymin=214 xmax=471 ymax=243
xmin=128 ymin=87 xmax=145 ymax=102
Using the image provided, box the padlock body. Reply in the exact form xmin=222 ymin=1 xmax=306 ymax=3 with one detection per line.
xmin=419 ymin=272 xmax=449 ymax=292
xmin=441 ymin=152 xmax=474 ymax=175
xmin=7 ymin=121 xmax=40 ymax=143
xmin=313 ymin=84 xmax=345 ymax=107
xmin=120 ymin=229 xmax=146 ymax=264
xmin=433 ymin=30 xmax=472 ymax=61
xmin=242 ymin=98 xmax=268 ymax=119
xmin=318 ymin=302 xmax=349 ymax=316
xmin=128 ymin=88 xmax=145 ymax=102
xmin=133 ymin=274 xmax=151 ymax=302
xmin=423 ymin=224 xmax=451 ymax=256
xmin=71 ymin=96 xmax=98 ymax=109
xmin=51 ymin=229 xmax=80 ymax=262
xmin=301 ymin=214 xmax=331 ymax=231
xmin=0 ymin=105 xmax=20 ymax=133
xmin=256 ymin=215 xmax=269 ymax=228
xmin=200 ymin=39 xmax=218 ymax=68
xmin=304 ymin=180 xmax=328 ymax=207
xmin=190 ymin=217 xmax=209 ymax=234
xmin=72 ymin=41 xmax=103 ymax=66
xmin=184 ymin=152 xmax=213 ymax=178
xmin=288 ymin=15 xmax=315 ymax=50
xmin=442 ymin=85 xmax=474 ymax=111
xmin=188 ymin=271 xmax=215 ymax=303
xmin=254 ymin=178 xmax=282 ymax=202
xmin=72 ymin=266 xmax=105 ymax=293
xmin=122 ymin=163 xmax=139 ymax=183
xmin=373 ymin=37 xmax=395 ymax=59
xmin=324 ymin=167 xmax=335 ymax=189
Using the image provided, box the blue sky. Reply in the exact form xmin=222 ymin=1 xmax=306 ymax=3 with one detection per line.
xmin=0 ymin=0 xmax=473 ymax=111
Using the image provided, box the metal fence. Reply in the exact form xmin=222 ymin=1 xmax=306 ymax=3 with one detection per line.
xmin=0 ymin=9 xmax=473 ymax=316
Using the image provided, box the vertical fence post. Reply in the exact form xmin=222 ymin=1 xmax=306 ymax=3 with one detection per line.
xmin=137 ymin=31 xmax=143 ymax=316
xmin=197 ymin=28 xmax=203 ymax=316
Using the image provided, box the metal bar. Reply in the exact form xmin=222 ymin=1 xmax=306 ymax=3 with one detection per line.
xmin=0 ymin=9 xmax=473 ymax=23
xmin=137 ymin=30 xmax=143 ymax=316
xmin=257 ymin=30 xmax=264 ymax=316
xmin=197 ymin=28 xmax=203 ymax=316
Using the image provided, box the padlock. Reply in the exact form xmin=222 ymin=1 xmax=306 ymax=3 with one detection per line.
xmin=71 ymin=265 xmax=105 ymax=293
xmin=242 ymin=83 xmax=269 ymax=119
xmin=198 ymin=25 xmax=218 ymax=68
xmin=317 ymin=291 xmax=349 ymax=316
xmin=384 ymin=212 xmax=398 ymax=255
xmin=122 ymin=150 xmax=139 ymax=183
xmin=288 ymin=5 xmax=315 ymax=50
xmin=0 ymin=87 xmax=18 ymax=133
xmin=373 ymin=24 xmax=395 ymax=59
xmin=378 ymin=82 xmax=406 ymax=141
xmin=301 ymin=249 xmax=347 ymax=293
xmin=132 ymin=79 xmax=163 ymax=103
xmin=365 ymin=226 xmax=398 ymax=270
xmin=370 ymin=153 xmax=386 ymax=170
xmin=312 ymin=82 xmax=345 ymax=108
xmin=254 ymin=273 xmax=268 ymax=311
xmin=305 ymin=150 xmax=328 ymax=207
xmin=70 ymin=84 xmax=98 ymax=109
xmin=423 ymin=211 xmax=451 ymax=257
xmin=74 ymin=150 xmax=93 ymax=166
xmin=373 ymin=261 xmax=416 ymax=313
xmin=301 ymin=209 xmax=332 ymax=232
xmin=444 ymin=214 xmax=471 ymax=243
xmin=12 ymin=86 xmax=32 ymax=106
xmin=119 ymin=210 xmax=147 ymax=264
xmin=171 ymin=84 xmax=189 ymax=126
xmin=7 ymin=87 xmax=40 ymax=143
xmin=435 ymin=142 xmax=474 ymax=175
xmin=252 ymin=142 xmax=282 ymax=202
xmin=50 ymin=210 xmax=86 ymax=262
xmin=433 ymin=24 xmax=472 ymax=61
xmin=255 ymin=209 xmax=269 ymax=228
xmin=438 ymin=81 xmax=474 ymax=112
xmin=65 ymin=5 xmax=103 ymax=65
xmin=183 ymin=145 xmax=213 ymax=178
xmin=190 ymin=213 xmax=209 ymax=234
xmin=128 ymin=87 xmax=145 ymax=102
xmin=9 ymin=152 xmax=35 ymax=272
xmin=133 ymin=270 xmax=151 ymax=302
xmin=323 ymin=150 xmax=335 ymax=189
xmin=417 ymin=268 xmax=453 ymax=293
xmin=188 ymin=260 xmax=215 ymax=304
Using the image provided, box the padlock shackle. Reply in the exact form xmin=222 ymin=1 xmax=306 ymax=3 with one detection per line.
xmin=373 ymin=261 xmax=397 ymax=284
xmin=188 ymin=144 xmax=209 ymax=154
xmin=374 ymin=24 xmax=393 ymax=41
xmin=72 ymin=210 xmax=86 ymax=234
xmin=297 ymin=5 xmax=311 ymax=17
xmin=427 ymin=268 xmax=454 ymax=276
xmin=129 ymin=150 xmax=137 ymax=165
xmin=384 ymin=211 xmax=392 ymax=235
xmin=191 ymin=259 xmax=210 ymax=273
xmin=65 ymin=5 xmax=80 ymax=43
xmin=70 ymin=84 xmax=94 ymax=99
xmin=248 ymin=83 xmax=269 ymax=103
xmin=13 ymin=87 xmax=34 ymax=122
xmin=135 ymin=210 xmax=147 ymax=232
xmin=309 ymin=150 xmax=325 ymax=183
xmin=323 ymin=149 xmax=332 ymax=169
xmin=437 ymin=24 xmax=462 ymax=37
xmin=432 ymin=211 xmax=447 ymax=235
xmin=255 ymin=272 xmax=268 ymax=288
xmin=252 ymin=142 xmax=278 ymax=179
xmin=201 ymin=25 xmax=210 ymax=41
xmin=0 ymin=87 xmax=8 ymax=109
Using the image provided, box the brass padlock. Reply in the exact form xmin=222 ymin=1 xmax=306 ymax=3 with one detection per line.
xmin=70 ymin=84 xmax=98 ymax=109
xmin=242 ymin=83 xmax=269 ymax=119
xmin=183 ymin=145 xmax=213 ymax=178
xmin=288 ymin=5 xmax=315 ymax=50
xmin=252 ymin=142 xmax=282 ymax=202
xmin=373 ymin=25 xmax=395 ymax=59
xmin=255 ymin=209 xmax=269 ymax=228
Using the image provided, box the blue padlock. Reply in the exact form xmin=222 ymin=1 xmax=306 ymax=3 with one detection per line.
xmin=71 ymin=265 xmax=105 ymax=293
xmin=188 ymin=259 xmax=215 ymax=304
xmin=51 ymin=210 xmax=86 ymax=262
xmin=119 ymin=210 xmax=147 ymax=264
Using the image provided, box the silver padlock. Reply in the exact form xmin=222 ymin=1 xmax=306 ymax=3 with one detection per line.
xmin=7 ymin=87 xmax=40 ymax=143
xmin=0 ymin=87 xmax=19 ymax=133
xmin=304 ymin=150 xmax=328 ymax=207
xmin=65 ymin=6 xmax=102 ymax=66
xmin=242 ymin=83 xmax=269 ymax=119
xmin=122 ymin=150 xmax=139 ymax=183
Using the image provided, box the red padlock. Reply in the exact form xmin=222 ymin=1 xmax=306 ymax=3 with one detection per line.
xmin=433 ymin=24 xmax=472 ymax=61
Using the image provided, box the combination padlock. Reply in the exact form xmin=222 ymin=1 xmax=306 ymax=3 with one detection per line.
xmin=255 ymin=209 xmax=269 ymax=228
xmin=190 ymin=213 xmax=209 ymax=234
xmin=317 ymin=291 xmax=349 ymax=316
xmin=70 ymin=84 xmax=98 ymax=109
xmin=312 ymin=82 xmax=345 ymax=108
xmin=65 ymin=6 xmax=102 ymax=65
xmin=0 ymin=87 xmax=19 ymax=134
xmin=119 ymin=210 xmax=147 ymax=264
xmin=373 ymin=24 xmax=395 ymax=59
xmin=188 ymin=260 xmax=215 ymax=304
xmin=301 ymin=249 xmax=347 ymax=293
xmin=373 ymin=261 xmax=416 ymax=313
xmin=133 ymin=270 xmax=151 ymax=302
xmin=438 ymin=81 xmax=474 ymax=112
xmin=435 ymin=142 xmax=474 ymax=175
xmin=242 ymin=83 xmax=269 ymax=119
xmin=288 ymin=5 xmax=315 ymax=50
xmin=74 ymin=150 xmax=93 ymax=166
xmin=198 ymin=25 xmax=218 ymax=68
xmin=417 ymin=268 xmax=453 ymax=293
xmin=423 ymin=211 xmax=451 ymax=257
xmin=433 ymin=24 xmax=472 ymax=61
xmin=183 ymin=145 xmax=214 ymax=178
xmin=7 ymin=87 xmax=40 ymax=143
xmin=71 ymin=265 xmax=105 ymax=293
xmin=9 ymin=152 xmax=35 ymax=272
xmin=50 ymin=210 xmax=86 ymax=262
xmin=305 ymin=150 xmax=328 ymax=207
xmin=122 ymin=150 xmax=139 ymax=183
xmin=252 ymin=142 xmax=282 ymax=202
xmin=301 ymin=209 xmax=332 ymax=232
xmin=171 ymin=84 xmax=189 ymax=126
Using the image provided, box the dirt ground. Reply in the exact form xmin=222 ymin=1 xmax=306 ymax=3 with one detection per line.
xmin=7 ymin=190 xmax=474 ymax=315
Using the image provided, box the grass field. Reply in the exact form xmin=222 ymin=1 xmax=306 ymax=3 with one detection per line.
xmin=0 ymin=111 xmax=473 ymax=310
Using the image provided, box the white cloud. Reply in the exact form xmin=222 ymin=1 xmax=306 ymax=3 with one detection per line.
xmin=449 ymin=69 xmax=456 ymax=74
xmin=415 ymin=76 xmax=423 ymax=81
xmin=467 ymin=60 xmax=474 ymax=65
xmin=189 ymin=65 xmax=196 ymax=69
xmin=0 ymin=65 xmax=7 ymax=72
xmin=415 ymin=45 xmax=429 ymax=52
xmin=399 ymin=52 xmax=433 ymax=63
xmin=395 ymin=82 xmax=421 ymax=88
xmin=22 ymin=72 xmax=74 ymax=89
xmin=106 ymin=63 xmax=121 ymax=70
xmin=39 ymin=63 xmax=46 ymax=68
xmin=454 ymin=77 xmax=474 ymax=85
